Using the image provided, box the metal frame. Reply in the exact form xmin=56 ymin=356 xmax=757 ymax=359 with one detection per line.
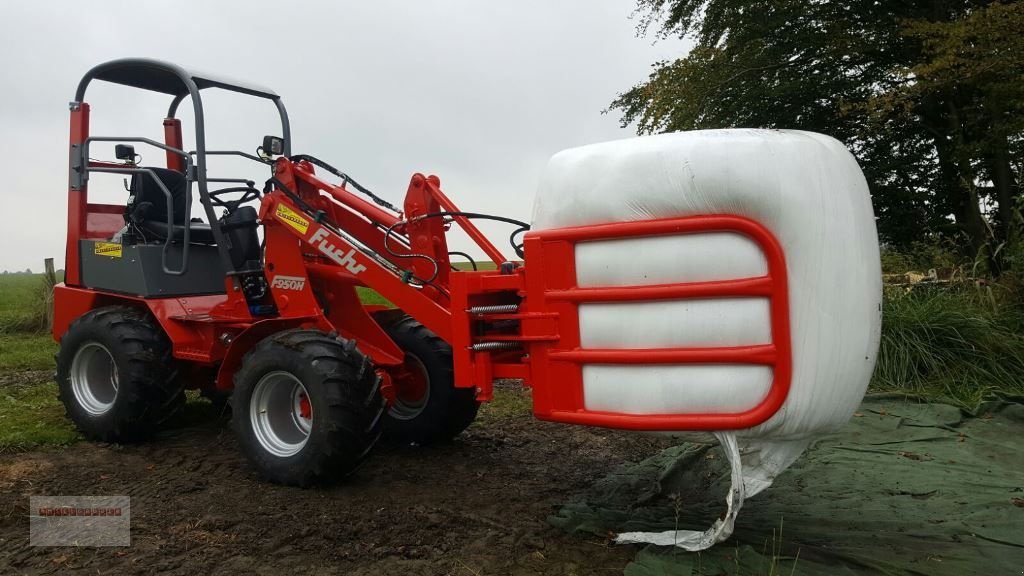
xmin=519 ymin=215 xmax=792 ymax=431
xmin=69 ymin=58 xmax=290 ymax=278
xmin=74 ymin=137 xmax=193 ymax=274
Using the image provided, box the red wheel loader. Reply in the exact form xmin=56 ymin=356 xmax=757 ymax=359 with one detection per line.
xmin=55 ymin=59 xmax=792 ymax=486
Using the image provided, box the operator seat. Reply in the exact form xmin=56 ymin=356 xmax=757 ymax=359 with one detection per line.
xmin=126 ymin=167 xmax=262 ymax=271
xmin=127 ymin=168 xmax=216 ymax=244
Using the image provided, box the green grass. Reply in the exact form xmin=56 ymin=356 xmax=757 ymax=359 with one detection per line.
xmin=0 ymin=274 xmax=50 ymax=333
xmin=0 ymin=274 xmax=72 ymax=450
xmin=871 ymin=285 xmax=1024 ymax=406
xmin=477 ymin=385 xmax=533 ymax=424
xmin=0 ymin=334 xmax=57 ymax=371
xmin=357 ymin=287 xmax=392 ymax=307
xmin=0 ymin=379 xmax=79 ymax=451
xmin=354 ymin=260 xmax=498 ymax=307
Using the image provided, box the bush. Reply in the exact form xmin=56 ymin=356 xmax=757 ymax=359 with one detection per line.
xmin=872 ymin=284 xmax=1024 ymax=406
xmin=880 ymin=239 xmax=964 ymax=275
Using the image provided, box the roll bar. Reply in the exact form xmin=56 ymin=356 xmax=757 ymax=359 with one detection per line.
xmin=71 ymin=58 xmax=290 ymax=277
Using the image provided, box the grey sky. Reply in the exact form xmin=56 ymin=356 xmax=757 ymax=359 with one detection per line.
xmin=0 ymin=1 xmax=688 ymax=272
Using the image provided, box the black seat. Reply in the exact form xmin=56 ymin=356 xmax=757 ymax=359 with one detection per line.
xmin=127 ymin=167 xmax=216 ymax=244
xmin=137 ymin=220 xmax=217 ymax=244
xmin=221 ymin=206 xmax=261 ymax=270
xmin=126 ymin=167 xmax=261 ymax=267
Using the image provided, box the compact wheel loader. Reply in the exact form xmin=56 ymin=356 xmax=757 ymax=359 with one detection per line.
xmin=55 ymin=59 xmax=792 ymax=486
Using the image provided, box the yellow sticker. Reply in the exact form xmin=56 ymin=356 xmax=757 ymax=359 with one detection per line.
xmin=275 ymin=203 xmax=310 ymax=234
xmin=94 ymin=242 xmax=123 ymax=258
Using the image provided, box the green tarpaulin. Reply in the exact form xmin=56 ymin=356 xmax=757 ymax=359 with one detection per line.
xmin=551 ymin=395 xmax=1024 ymax=575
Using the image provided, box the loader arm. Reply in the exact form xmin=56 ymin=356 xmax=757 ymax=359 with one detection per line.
xmin=258 ymin=156 xmax=533 ymax=398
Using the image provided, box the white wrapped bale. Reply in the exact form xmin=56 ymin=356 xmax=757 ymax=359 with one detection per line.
xmin=531 ymin=129 xmax=882 ymax=549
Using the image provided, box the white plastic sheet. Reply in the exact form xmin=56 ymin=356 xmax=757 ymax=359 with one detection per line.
xmin=531 ymin=129 xmax=882 ymax=549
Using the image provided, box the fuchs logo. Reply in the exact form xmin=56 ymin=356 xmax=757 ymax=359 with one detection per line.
xmin=310 ymin=228 xmax=367 ymax=275
xmin=271 ymin=275 xmax=306 ymax=291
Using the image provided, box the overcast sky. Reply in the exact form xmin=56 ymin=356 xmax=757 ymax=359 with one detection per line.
xmin=0 ymin=1 xmax=688 ymax=272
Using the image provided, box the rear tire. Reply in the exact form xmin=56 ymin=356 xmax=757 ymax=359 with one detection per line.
xmin=231 ymin=330 xmax=384 ymax=486
xmin=382 ymin=316 xmax=480 ymax=444
xmin=56 ymin=306 xmax=183 ymax=442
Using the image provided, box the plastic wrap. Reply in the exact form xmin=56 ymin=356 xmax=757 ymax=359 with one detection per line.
xmin=531 ymin=129 xmax=882 ymax=549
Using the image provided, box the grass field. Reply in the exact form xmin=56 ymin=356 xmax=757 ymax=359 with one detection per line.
xmin=0 ymin=334 xmax=57 ymax=371
xmin=0 ymin=274 xmax=49 ymax=334
xmin=0 ymin=379 xmax=78 ymax=451
xmin=0 ymin=274 xmax=67 ymax=450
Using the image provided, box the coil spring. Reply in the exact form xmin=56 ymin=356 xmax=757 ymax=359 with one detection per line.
xmin=470 ymin=341 xmax=522 ymax=352
xmin=467 ymin=304 xmax=519 ymax=315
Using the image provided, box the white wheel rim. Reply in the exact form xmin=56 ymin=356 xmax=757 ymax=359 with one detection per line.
xmin=70 ymin=342 xmax=119 ymax=416
xmin=250 ymin=371 xmax=312 ymax=457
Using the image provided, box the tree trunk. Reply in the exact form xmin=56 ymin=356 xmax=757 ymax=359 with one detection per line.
xmin=933 ymin=137 xmax=989 ymax=258
xmin=929 ymin=100 xmax=994 ymax=271
xmin=988 ymin=136 xmax=1020 ymax=242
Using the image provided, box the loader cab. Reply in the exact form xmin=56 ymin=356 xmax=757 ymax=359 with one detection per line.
xmin=66 ymin=58 xmax=290 ymax=304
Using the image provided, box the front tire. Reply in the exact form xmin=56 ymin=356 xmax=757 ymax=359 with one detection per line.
xmin=56 ymin=306 xmax=183 ymax=442
xmin=231 ymin=330 xmax=384 ymax=486
xmin=382 ymin=316 xmax=480 ymax=444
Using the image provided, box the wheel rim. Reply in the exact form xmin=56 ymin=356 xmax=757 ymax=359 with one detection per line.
xmin=250 ymin=371 xmax=312 ymax=457
xmin=389 ymin=355 xmax=430 ymax=421
xmin=70 ymin=342 xmax=119 ymax=416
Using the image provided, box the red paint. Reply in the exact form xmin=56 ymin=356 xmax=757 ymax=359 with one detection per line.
xmin=58 ymin=83 xmax=789 ymax=433
xmin=519 ymin=215 xmax=792 ymax=431
xmin=423 ymin=177 xmax=506 ymax=266
xmin=392 ymin=355 xmax=429 ymax=406
xmin=64 ymin=103 xmax=89 ymax=286
xmin=162 ymin=118 xmax=184 ymax=171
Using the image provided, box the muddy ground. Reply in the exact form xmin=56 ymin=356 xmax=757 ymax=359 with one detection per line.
xmin=0 ymin=381 xmax=672 ymax=575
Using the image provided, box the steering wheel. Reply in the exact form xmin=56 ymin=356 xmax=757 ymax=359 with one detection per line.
xmin=209 ymin=186 xmax=261 ymax=213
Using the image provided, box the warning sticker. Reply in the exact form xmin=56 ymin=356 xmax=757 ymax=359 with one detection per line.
xmin=275 ymin=204 xmax=309 ymax=234
xmin=94 ymin=242 xmax=123 ymax=258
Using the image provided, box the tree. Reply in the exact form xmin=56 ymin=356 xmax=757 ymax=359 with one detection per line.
xmin=612 ymin=0 xmax=1023 ymax=269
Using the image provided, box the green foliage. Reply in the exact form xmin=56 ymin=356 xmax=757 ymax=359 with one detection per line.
xmin=614 ymin=1 xmax=1023 ymax=267
xmin=477 ymin=386 xmax=533 ymax=423
xmin=0 ymin=335 xmax=57 ymax=371
xmin=0 ymin=380 xmax=79 ymax=451
xmin=0 ymin=274 xmax=51 ymax=334
xmin=872 ymin=285 xmax=1024 ymax=406
xmin=880 ymin=240 xmax=964 ymax=274
xmin=890 ymin=2 xmax=1024 ymax=146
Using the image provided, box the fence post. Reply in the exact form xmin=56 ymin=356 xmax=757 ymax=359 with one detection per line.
xmin=43 ymin=258 xmax=56 ymax=332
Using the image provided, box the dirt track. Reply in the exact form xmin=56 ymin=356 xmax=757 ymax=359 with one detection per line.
xmin=0 ymin=387 xmax=670 ymax=575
